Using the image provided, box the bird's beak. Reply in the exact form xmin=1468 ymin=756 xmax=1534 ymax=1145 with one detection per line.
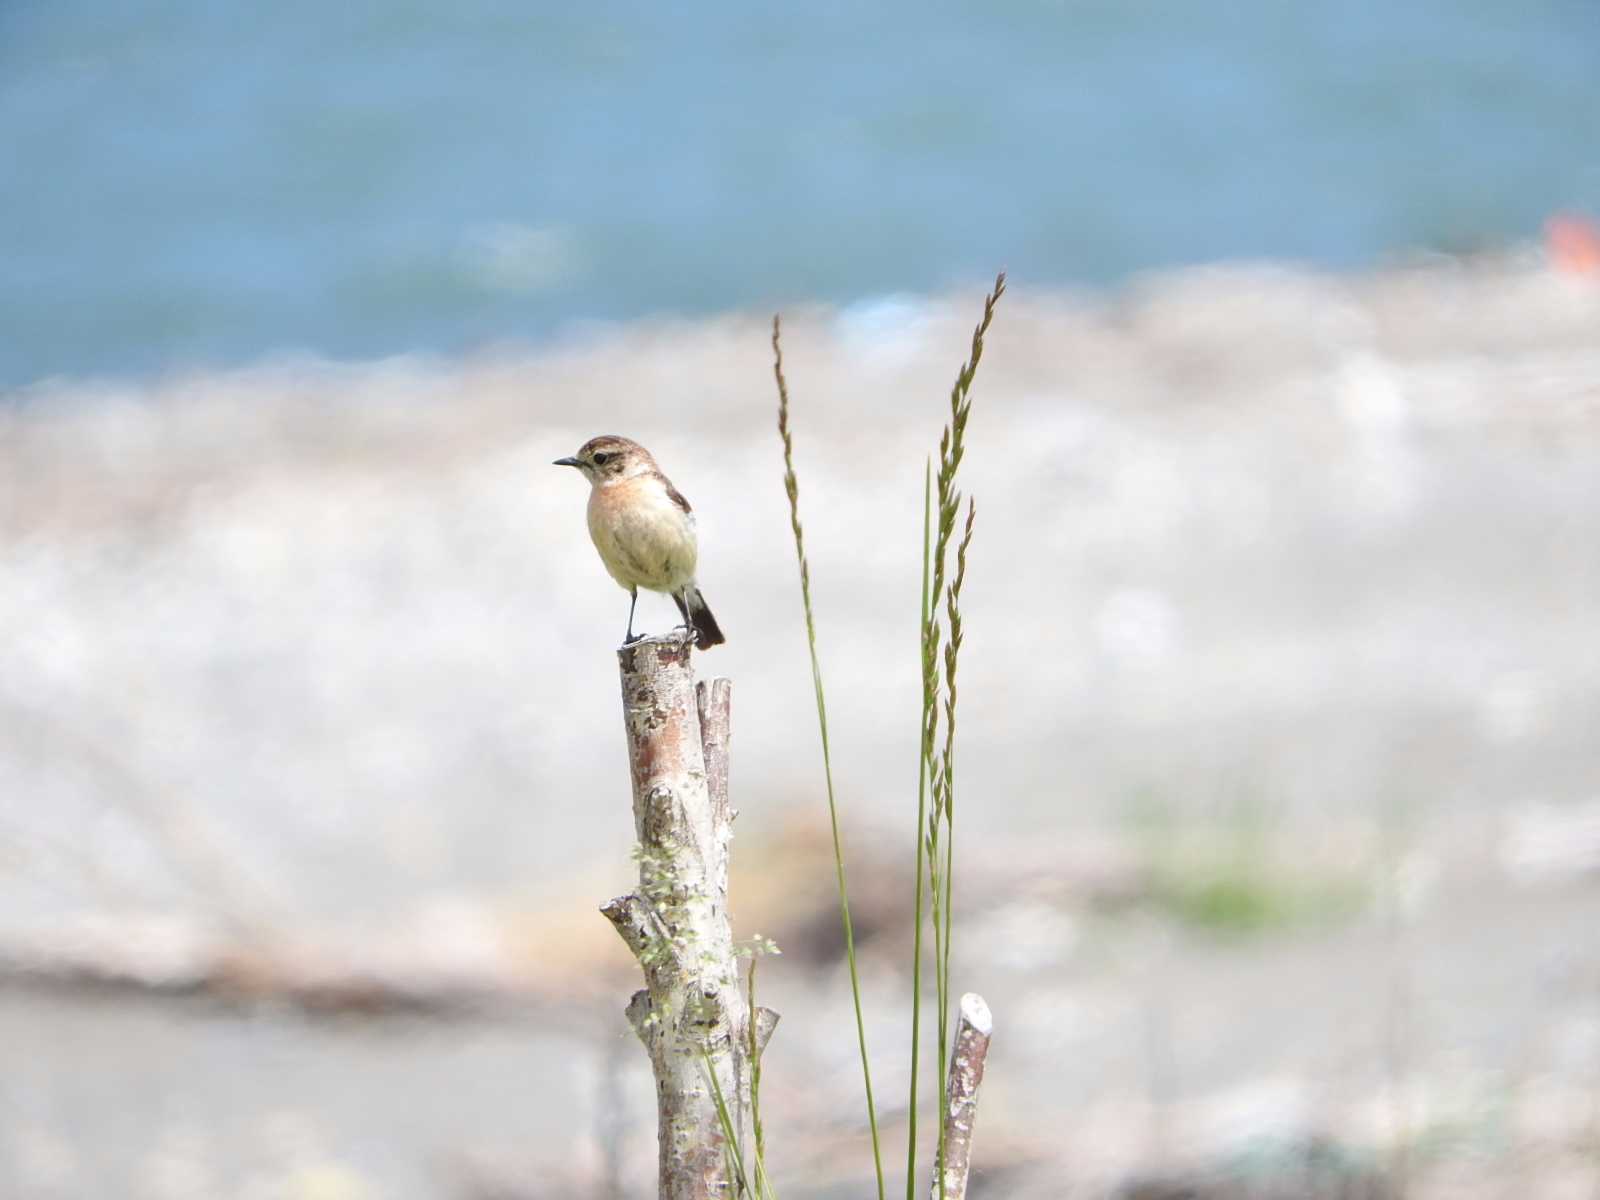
xmin=553 ymin=456 xmax=582 ymax=468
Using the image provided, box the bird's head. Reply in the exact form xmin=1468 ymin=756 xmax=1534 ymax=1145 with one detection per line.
xmin=553 ymin=435 xmax=654 ymax=485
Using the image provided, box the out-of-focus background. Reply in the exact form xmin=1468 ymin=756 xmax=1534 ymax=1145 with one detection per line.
xmin=3 ymin=3 xmax=1600 ymax=1197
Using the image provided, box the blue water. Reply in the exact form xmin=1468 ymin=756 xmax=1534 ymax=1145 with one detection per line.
xmin=2 ymin=0 xmax=1597 ymax=385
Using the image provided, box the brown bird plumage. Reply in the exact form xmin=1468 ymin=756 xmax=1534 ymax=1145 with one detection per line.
xmin=554 ymin=435 xmax=725 ymax=650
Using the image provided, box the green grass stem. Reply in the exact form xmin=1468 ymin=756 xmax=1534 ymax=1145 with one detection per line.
xmin=703 ymin=1046 xmax=752 ymax=1198
xmin=906 ymin=460 xmax=934 ymax=1200
xmin=747 ymin=957 xmax=769 ymax=1185
xmin=769 ymin=275 xmax=1002 ymax=1200
xmin=772 ymin=316 xmax=885 ymax=1200
xmin=923 ymin=276 xmax=1004 ymax=1198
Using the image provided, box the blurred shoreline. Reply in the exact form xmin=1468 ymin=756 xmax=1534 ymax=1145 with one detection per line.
xmin=3 ymin=251 xmax=1597 ymax=906
xmin=2 ymin=255 xmax=1599 ymax=1197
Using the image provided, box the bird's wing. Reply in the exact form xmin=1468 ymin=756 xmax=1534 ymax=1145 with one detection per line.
xmin=662 ymin=479 xmax=692 ymax=514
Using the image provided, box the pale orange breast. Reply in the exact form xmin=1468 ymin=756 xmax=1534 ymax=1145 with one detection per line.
xmin=586 ymin=476 xmax=698 ymax=593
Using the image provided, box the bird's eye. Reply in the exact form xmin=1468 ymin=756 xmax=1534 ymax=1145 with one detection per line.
xmin=592 ymin=451 xmax=612 ymax=465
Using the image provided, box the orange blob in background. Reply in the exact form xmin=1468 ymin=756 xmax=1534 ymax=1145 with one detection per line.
xmin=1545 ymin=211 xmax=1600 ymax=274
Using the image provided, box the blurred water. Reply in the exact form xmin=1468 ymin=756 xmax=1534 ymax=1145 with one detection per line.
xmin=2 ymin=0 xmax=1598 ymax=385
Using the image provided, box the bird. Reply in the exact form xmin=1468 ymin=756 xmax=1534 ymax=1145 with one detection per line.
xmin=554 ymin=435 xmax=725 ymax=651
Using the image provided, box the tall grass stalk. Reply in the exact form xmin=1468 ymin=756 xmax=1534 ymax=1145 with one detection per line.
xmin=772 ymin=274 xmax=1003 ymax=1200
xmin=934 ymin=499 xmax=975 ymax=1191
xmin=703 ymin=1047 xmax=754 ymax=1198
xmin=772 ymin=316 xmax=886 ymax=1200
xmin=914 ymin=273 xmax=1005 ymax=1199
xmin=906 ymin=461 xmax=934 ymax=1200
xmin=746 ymin=957 xmax=770 ymax=1188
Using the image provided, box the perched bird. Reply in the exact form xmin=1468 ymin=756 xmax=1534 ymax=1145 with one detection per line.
xmin=554 ymin=435 xmax=726 ymax=650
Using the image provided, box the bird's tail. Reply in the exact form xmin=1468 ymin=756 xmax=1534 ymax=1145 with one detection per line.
xmin=675 ymin=585 xmax=725 ymax=651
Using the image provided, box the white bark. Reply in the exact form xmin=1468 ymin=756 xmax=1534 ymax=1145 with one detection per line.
xmin=932 ymin=992 xmax=993 ymax=1200
xmin=602 ymin=635 xmax=763 ymax=1200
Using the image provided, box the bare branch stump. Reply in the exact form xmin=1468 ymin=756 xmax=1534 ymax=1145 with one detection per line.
xmin=932 ymin=992 xmax=993 ymax=1200
xmin=601 ymin=635 xmax=768 ymax=1200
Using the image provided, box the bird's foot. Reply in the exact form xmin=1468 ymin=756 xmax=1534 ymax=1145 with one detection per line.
xmin=622 ymin=631 xmax=648 ymax=646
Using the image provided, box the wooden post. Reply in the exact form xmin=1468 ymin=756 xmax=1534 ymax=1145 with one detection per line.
xmin=931 ymin=992 xmax=993 ymax=1200
xmin=601 ymin=634 xmax=775 ymax=1199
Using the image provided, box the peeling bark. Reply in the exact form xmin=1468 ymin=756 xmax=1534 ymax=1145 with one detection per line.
xmin=603 ymin=635 xmax=761 ymax=1200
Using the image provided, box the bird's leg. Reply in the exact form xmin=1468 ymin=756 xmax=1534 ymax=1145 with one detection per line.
xmin=623 ymin=588 xmax=642 ymax=645
xmin=671 ymin=588 xmax=693 ymax=639
xmin=679 ymin=592 xmax=700 ymax=649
